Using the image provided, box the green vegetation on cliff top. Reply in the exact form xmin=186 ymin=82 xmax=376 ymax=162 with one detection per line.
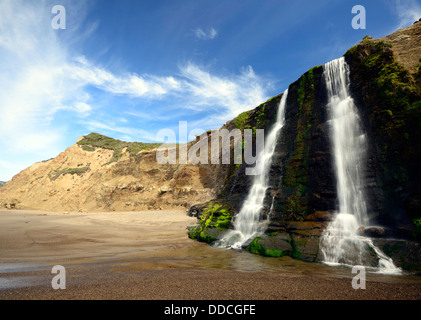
xmin=77 ymin=132 xmax=161 ymax=164
xmin=235 ymin=110 xmax=252 ymax=129
xmin=234 ymin=94 xmax=281 ymax=131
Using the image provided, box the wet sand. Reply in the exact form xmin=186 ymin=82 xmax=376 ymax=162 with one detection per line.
xmin=0 ymin=210 xmax=420 ymax=300
xmin=0 ymin=209 xmax=198 ymax=263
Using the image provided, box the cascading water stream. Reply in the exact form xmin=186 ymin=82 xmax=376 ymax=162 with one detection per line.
xmin=320 ymin=57 xmax=401 ymax=274
xmin=215 ymin=89 xmax=289 ymax=249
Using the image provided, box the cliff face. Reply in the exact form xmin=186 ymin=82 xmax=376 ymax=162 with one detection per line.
xmin=0 ymin=133 xmax=229 ymax=212
xmin=345 ymin=35 xmax=421 ymax=229
xmin=188 ymin=22 xmax=421 ymax=270
xmin=189 ymin=62 xmax=336 ymax=262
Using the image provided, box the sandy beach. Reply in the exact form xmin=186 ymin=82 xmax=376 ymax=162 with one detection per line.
xmin=0 ymin=209 xmax=198 ymax=264
xmin=0 ymin=209 xmax=420 ymax=300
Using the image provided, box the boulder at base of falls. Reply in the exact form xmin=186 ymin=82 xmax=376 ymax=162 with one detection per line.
xmin=372 ymin=239 xmax=421 ymax=272
xmin=359 ymin=225 xmax=416 ymax=240
xmin=359 ymin=227 xmax=387 ymax=238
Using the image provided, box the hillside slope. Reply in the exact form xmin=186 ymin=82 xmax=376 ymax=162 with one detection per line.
xmin=0 ymin=133 xmax=229 ymax=212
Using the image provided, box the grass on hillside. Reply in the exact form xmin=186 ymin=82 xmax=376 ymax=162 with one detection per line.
xmin=77 ymin=132 xmax=161 ymax=164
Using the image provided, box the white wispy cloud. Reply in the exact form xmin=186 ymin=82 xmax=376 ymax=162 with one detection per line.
xmin=68 ymin=57 xmax=181 ymax=98
xmin=125 ymin=111 xmax=172 ymax=121
xmin=67 ymin=56 xmax=270 ymax=126
xmin=177 ymin=63 xmax=269 ymax=125
xmin=54 ymin=102 xmax=93 ymax=118
xmin=392 ymin=0 xmax=421 ymax=28
xmin=0 ymin=0 xmax=93 ymax=179
xmin=193 ymin=27 xmax=218 ymax=40
xmin=0 ymin=0 xmax=271 ymax=180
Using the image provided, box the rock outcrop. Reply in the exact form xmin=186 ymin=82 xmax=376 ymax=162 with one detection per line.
xmin=188 ymin=22 xmax=421 ymax=271
xmin=345 ymin=29 xmax=421 ymax=232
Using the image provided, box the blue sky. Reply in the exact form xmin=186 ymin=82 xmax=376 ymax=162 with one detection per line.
xmin=0 ymin=0 xmax=420 ymax=181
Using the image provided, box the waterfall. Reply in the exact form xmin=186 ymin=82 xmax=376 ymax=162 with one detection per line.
xmin=216 ymin=89 xmax=289 ymax=249
xmin=319 ymin=57 xmax=401 ymax=274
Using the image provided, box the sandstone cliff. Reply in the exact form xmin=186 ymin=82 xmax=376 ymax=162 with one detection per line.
xmin=0 ymin=133 xmax=229 ymax=212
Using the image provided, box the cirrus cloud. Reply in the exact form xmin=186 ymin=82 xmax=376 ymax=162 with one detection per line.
xmin=392 ymin=0 xmax=421 ymax=28
xmin=193 ymin=27 xmax=218 ymax=40
xmin=0 ymin=0 xmax=272 ymax=181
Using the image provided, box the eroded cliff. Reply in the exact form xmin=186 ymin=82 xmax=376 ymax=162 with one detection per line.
xmin=0 ymin=133 xmax=229 ymax=212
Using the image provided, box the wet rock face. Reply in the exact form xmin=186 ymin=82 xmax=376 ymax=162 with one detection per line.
xmin=372 ymin=239 xmax=421 ymax=272
xmin=359 ymin=227 xmax=387 ymax=238
xmin=208 ymin=65 xmax=339 ymax=262
xmin=189 ymin=23 xmax=421 ymax=270
xmin=221 ymin=65 xmax=338 ymax=223
xmin=269 ymin=65 xmax=336 ymax=222
xmin=345 ymin=34 xmax=421 ymax=230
